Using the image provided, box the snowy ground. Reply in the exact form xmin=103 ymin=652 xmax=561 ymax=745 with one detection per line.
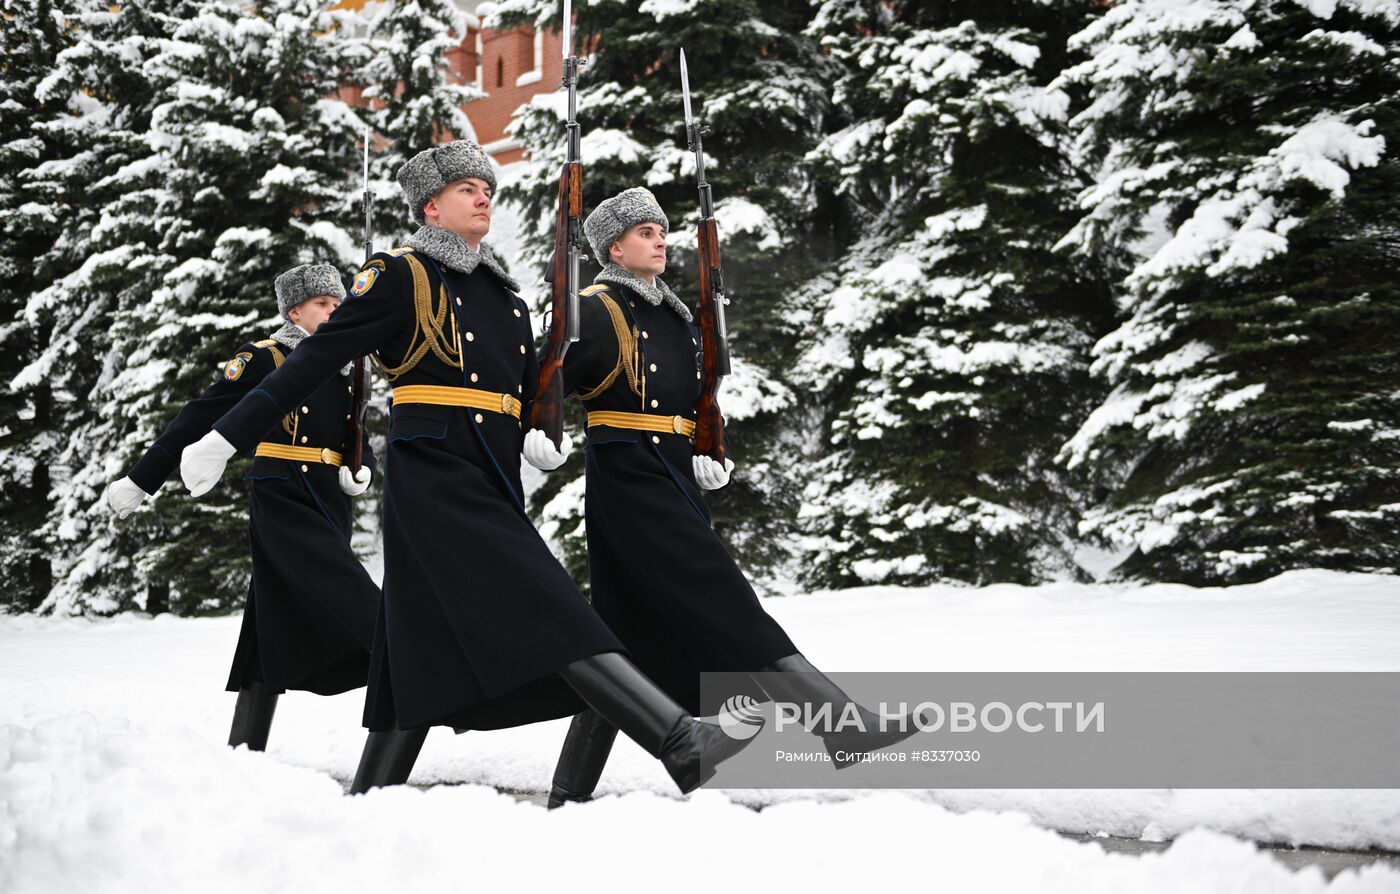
xmin=3 ymin=569 xmax=1399 ymax=892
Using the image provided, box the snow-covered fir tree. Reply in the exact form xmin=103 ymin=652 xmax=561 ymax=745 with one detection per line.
xmin=491 ymin=0 xmax=833 ymax=591
xmin=789 ymin=0 xmax=1115 ymax=588
xmin=36 ymin=0 xmax=366 ymax=614
xmin=11 ymin=0 xmax=193 ymax=614
xmin=1056 ymin=0 xmax=1400 ymax=584
xmin=0 ymin=0 xmax=75 ymax=611
xmin=354 ymin=0 xmax=483 ymax=244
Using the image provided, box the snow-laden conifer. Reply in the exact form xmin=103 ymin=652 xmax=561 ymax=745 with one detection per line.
xmin=791 ymin=1 xmax=1115 ymax=587
xmin=1057 ymin=0 xmax=1400 ymax=583
xmin=0 ymin=0 xmax=78 ymax=610
xmin=37 ymin=0 xmax=364 ymax=614
xmin=13 ymin=0 xmax=193 ymax=613
xmin=354 ymin=0 xmax=483 ymax=243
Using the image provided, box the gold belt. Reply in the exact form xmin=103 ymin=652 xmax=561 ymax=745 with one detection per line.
xmin=587 ymin=410 xmax=695 ymax=437
xmin=255 ymin=442 xmax=344 ymax=467
xmin=392 ymin=384 xmax=522 ymax=420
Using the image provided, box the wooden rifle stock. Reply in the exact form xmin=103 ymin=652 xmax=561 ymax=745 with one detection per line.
xmin=693 ymin=217 xmax=726 ymax=461
xmin=531 ymin=160 xmax=583 ymax=449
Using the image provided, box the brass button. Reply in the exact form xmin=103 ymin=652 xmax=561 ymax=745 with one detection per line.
xmin=320 ymin=448 xmax=334 ymax=464
xmin=649 ymin=363 xmax=657 ymax=372
xmin=301 ymin=406 xmax=309 ymax=414
xmin=300 ymin=464 xmax=309 ymax=472
xmin=651 ymin=435 xmax=661 ymax=444
xmin=470 ymin=372 xmax=479 ymax=383
xmin=650 ymin=399 xmax=659 ymax=408
xmin=466 ymin=331 xmax=475 ymax=341
xmin=474 ymin=413 xmax=484 ymax=423
xmin=513 ymin=308 xmax=522 ymax=317
xmin=671 ymin=415 xmax=687 ymax=434
xmin=500 ymin=394 xmax=513 ymax=414
xmin=300 ymin=436 xmax=308 ymax=444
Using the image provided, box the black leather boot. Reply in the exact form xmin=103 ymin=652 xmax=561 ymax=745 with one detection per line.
xmin=547 ymin=709 xmax=618 ymax=809
xmin=227 ymin=681 xmax=279 ymax=751
xmin=559 ymin=652 xmax=761 ymax=795
xmin=758 ymin=653 xmax=920 ymax=768
xmin=348 ymin=726 xmax=430 ymax=794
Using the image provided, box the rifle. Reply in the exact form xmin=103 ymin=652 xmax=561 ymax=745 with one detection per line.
xmin=680 ymin=49 xmax=730 ymax=463
xmin=530 ymin=0 xmax=584 ymax=450
xmin=346 ymin=125 xmax=373 ymax=473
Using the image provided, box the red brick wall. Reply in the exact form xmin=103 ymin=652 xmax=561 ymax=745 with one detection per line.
xmin=459 ymin=26 xmax=564 ymax=164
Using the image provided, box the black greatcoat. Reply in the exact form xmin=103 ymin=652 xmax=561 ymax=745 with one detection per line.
xmin=126 ymin=337 xmax=379 ymax=696
xmin=562 ymin=282 xmax=796 ymax=715
xmin=211 ymin=249 xmax=621 ymax=732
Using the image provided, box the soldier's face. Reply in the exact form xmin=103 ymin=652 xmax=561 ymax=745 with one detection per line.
xmin=609 ymin=222 xmax=667 ymax=281
xmin=423 ymin=178 xmax=493 ymax=246
xmin=288 ymin=295 xmax=341 ymax=333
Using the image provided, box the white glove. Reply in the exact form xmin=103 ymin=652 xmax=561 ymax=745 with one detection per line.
xmin=692 ymin=455 xmax=735 ymax=490
xmin=338 ymin=465 xmax=372 ymax=496
xmin=180 ymin=430 xmax=237 ymax=497
xmin=523 ymin=428 xmax=573 ymax=471
xmin=104 ymin=477 xmax=149 ymax=518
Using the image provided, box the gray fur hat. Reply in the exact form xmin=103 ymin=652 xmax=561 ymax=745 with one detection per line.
xmin=274 ymin=263 xmax=345 ymax=320
xmin=584 ymin=187 xmax=669 ymax=262
xmin=396 ymin=140 xmax=498 ymax=223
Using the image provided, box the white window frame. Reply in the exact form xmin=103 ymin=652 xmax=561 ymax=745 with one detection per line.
xmin=475 ymin=29 xmax=484 ymax=90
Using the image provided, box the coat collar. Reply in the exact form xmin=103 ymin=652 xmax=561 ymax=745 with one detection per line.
xmin=269 ymin=320 xmax=307 ymax=352
xmin=595 ymin=262 xmax=692 ymax=322
xmin=404 ymin=224 xmax=521 ymax=292
xmin=268 ymin=322 xmax=352 ymax=376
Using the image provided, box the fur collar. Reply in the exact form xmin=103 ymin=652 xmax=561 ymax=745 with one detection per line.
xmin=595 ymin=262 xmax=691 ymax=322
xmin=269 ymin=321 xmax=307 ymax=353
xmin=269 ymin=322 xmax=352 ymax=377
xmin=404 ymin=225 xmax=520 ymax=292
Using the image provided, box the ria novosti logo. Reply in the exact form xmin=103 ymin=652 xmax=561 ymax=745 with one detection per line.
xmin=716 ymin=694 xmax=764 ymax=740
xmin=715 ymin=691 xmax=1108 ymax=737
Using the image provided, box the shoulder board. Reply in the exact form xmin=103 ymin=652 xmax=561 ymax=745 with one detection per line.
xmin=580 ymin=284 xmax=610 ymax=297
xmin=386 ymin=247 xmax=415 ymax=257
xmin=253 ymin=339 xmax=286 ymax=368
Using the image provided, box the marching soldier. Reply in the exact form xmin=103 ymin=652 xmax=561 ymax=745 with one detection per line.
xmin=104 ymin=265 xmax=379 ymax=751
xmin=177 ymin=141 xmax=759 ymax=796
xmin=526 ymin=188 xmax=919 ymax=808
